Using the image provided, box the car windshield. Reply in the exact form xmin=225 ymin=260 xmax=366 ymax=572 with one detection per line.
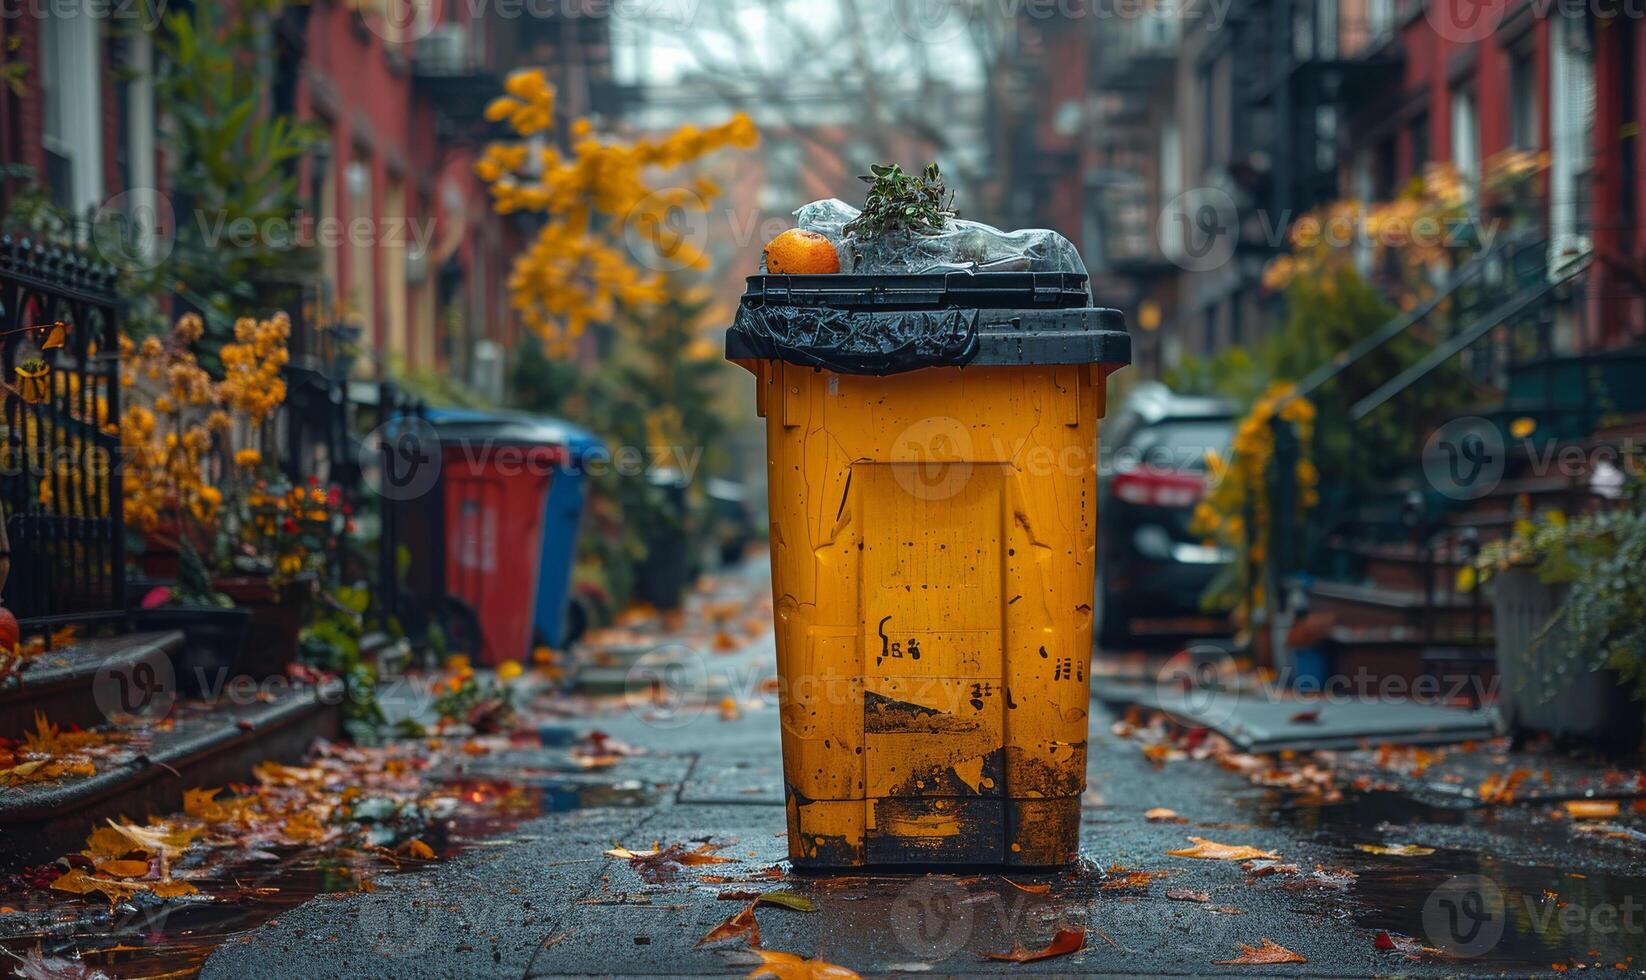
xmin=1123 ymin=418 xmax=1232 ymax=473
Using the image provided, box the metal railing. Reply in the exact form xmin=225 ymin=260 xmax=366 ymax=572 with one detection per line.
xmin=0 ymin=236 xmax=126 ymax=630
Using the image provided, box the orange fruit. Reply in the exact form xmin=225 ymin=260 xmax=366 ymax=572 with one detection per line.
xmin=764 ymin=229 xmax=840 ymax=274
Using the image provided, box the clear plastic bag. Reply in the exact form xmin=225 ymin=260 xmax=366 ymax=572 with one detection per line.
xmin=786 ymin=199 xmax=1087 ymax=276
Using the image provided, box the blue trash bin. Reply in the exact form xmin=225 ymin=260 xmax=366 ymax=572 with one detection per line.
xmin=425 ymin=409 xmax=601 ymax=652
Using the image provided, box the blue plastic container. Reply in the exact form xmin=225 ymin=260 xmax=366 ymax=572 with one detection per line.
xmin=425 ymin=408 xmax=602 ymax=651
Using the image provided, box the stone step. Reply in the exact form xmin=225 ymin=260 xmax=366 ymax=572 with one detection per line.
xmin=0 ymin=683 xmax=342 ymax=864
xmin=0 ymin=632 xmax=185 ymax=741
xmin=1308 ymin=579 xmax=1492 ymax=632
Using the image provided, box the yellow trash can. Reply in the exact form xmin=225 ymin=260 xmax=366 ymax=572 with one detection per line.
xmin=728 ymin=272 xmax=1130 ymax=867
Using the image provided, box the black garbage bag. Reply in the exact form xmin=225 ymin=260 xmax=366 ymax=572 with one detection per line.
xmin=728 ymin=304 xmax=979 ymax=376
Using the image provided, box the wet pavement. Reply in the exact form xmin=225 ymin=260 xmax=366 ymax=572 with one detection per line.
xmin=6 ymin=563 xmax=1645 ymax=977
xmin=198 ymin=569 xmax=1643 ymax=977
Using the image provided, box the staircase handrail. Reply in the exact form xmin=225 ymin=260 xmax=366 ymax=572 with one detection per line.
xmin=1349 ymin=251 xmax=1591 ymax=420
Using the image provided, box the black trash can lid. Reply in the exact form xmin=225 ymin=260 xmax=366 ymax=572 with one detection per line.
xmin=727 ymin=273 xmax=1131 ymax=376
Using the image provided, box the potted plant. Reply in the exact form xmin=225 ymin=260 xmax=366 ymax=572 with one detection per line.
xmin=1467 ymin=478 xmax=1646 ymax=747
xmin=212 ymin=474 xmax=348 ymax=680
xmin=133 ymin=540 xmax=251 ymax=699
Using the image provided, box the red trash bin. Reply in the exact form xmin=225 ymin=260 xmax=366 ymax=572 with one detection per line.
xmin=439 ymin=440 xmax=562 ymax=665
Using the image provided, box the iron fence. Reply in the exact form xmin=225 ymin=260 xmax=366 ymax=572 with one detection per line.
xmin=0 ymin=236 xmax=126 ymax=630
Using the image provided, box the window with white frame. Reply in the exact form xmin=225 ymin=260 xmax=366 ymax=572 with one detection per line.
xmin=1450 ymin=86 xmax=1479 ymax=189
xmin=40 ymin=7 xmax=104 ymax=215
xmin=1549 ymin=12 xmax=1594 ymax=269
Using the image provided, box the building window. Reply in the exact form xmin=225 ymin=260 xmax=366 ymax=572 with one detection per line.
xmin=1367 ymin=0 xmax=1394 ymax=41
xmin=1409 ymin=111 xmax=1429 ymax=174
xmin=1157 ymin=119 xmax=1182 ymax=257
xmin=1508 ymin=47 xmax=1538 ymax=150
xmin=1549 ymin=13 xmax=1594 ymax=268
xmin=40 ymin=8 xmax=104 ymax=215
xmin=1450 ymin=87 xmax=1479 ymax=189
xmin=346 ymin=158 xmax=376 ymax=353
xmin=383 ymin=177 xmax=409 ymax=365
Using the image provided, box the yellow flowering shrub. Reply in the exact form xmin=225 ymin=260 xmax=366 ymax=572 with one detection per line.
xmin=475 ymin=67 xmax=758 ymax=349
xmin=1261 ymin=163 xmax=1471 ymax=308
xmin=119 ymin=312 xmax=292 ymax=535
xmin=1190 ymin=383 xmax=1319 ymax=626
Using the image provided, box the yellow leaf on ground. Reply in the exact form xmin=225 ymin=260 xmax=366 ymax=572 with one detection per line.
xmin=1354 ymin=843 xmax=1435 ymax=857
xmin=697 ymin=901 xmax=761 ymax=947
xmin=1145 ymin=807 xmax=1187 ymax=823
xmin=1478 ymin=769 xmax=1531 ymax=805
xmin=99 ymin=819 xmax=201 ymax=860
xmin=282 ymin=810 xmax=329 ymax=844
xmin=254 ymin=761 xmax=326 ymax=785
xmin=745 ymin=949 xmax=860 ymax=979
xmin=1562 ymin=800 xmax=1621 ymax=820
xmin=1168 ymin=837 xmax=1280 ymax=861
xmin=82 ymin=820 xmax=199 ymax=862
xmin=184 ymin=787 xmax=234 ymax=822
xmin=51 ymin=868 xmax=198 ymax=903
xmin=981 ymin=927 xmax=1086 ymax=962
xmin=97 ymin=859 xmax=153 ymax=879
xmin=681 ymin=844 xmax=736 ymax=866
xmin=402 ymin=838 xmax=436 ymax=860
xmin=1214 ymin=938 xmax=1307 ymax=965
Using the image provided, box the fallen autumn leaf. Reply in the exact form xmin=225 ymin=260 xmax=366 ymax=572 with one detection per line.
xmin=1214 ymin=938 xmax=1307 ymax=965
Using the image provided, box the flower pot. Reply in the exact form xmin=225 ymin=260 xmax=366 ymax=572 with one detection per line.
xmin=1491 ymin=568 xmax=1644 ymax=748
xmin=15 ymin=362 xmax=49 ymax=404
xmin=213 ymin=573 xmax=317 ymax=681
xmin=134 ymin=516 xmax=197 ymax=581
xmin=131 ymin=606 xmax=252 ymax=700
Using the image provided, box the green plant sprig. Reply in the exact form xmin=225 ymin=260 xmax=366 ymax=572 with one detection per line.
xmin=844 ymin=163 xmax=957 ymax=239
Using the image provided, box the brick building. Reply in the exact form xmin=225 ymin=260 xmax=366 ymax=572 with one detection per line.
xmin=1032 ymin=0 xmax=1646 ymax=373
xmin=0 ymin=0 xmax=618 ymax=396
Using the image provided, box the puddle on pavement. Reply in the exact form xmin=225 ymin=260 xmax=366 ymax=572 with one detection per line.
xmin=1259 ymin=788 xmax=1646 ymax=970
xmin=0 ymin=775 xmax=656 ymax=978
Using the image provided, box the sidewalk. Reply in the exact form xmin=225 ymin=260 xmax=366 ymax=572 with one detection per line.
xmin=201 ymin=567 xmax=1645 ymax=978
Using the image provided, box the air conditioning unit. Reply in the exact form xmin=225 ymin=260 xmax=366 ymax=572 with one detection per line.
xmin=415 ymin=23 xmax=470 ymax=75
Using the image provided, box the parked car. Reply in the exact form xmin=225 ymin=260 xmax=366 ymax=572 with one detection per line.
xmin=1096 ymin=383 xmax=1236 ymax=647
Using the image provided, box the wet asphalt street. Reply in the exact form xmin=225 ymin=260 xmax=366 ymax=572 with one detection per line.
xmin=197 ymin=590 xmax=1646 ymax=978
